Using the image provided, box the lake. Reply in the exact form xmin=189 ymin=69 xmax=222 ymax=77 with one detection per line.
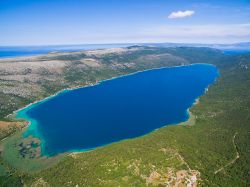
xmin=16 ymin=64 xmax=219 ymax=156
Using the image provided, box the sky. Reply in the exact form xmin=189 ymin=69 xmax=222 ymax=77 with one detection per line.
xmin=1 ymin=0 xmax=250 ymax=45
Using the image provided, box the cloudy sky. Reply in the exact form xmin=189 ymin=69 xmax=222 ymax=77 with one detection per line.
xmin=1 ymin=0 xmax=250 ymax=45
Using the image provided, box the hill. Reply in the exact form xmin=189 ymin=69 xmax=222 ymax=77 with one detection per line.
xmin=0 ymin=47 xmax=249 ymax=186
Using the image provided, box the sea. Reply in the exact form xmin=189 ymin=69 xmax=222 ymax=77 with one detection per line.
xmin=0 ymin=44 xmax=132 ymax=59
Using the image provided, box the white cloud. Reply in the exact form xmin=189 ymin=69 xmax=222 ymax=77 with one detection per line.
xmin=168 ymin=10 xmax=195 ymax=19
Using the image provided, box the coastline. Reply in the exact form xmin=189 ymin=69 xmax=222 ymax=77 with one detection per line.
xmin=8 ymin=63 xmax=218 ymax=157
xmin=0 ymin=72 xmax=218 ymax=170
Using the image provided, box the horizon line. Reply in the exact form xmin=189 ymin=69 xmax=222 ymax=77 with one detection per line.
xmin=0 ymin=41 xmax=250 ymax=47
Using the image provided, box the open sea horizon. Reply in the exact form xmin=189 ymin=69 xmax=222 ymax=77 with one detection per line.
xmin=0 ymin=44 xmax=132 ymax=59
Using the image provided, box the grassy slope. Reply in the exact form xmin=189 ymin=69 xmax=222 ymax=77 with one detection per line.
xmin=19 ymin=53 xmax=250 ymax=186
xmin=9 ymin=53 xmax=244 ymax=186
xmin=0 ymin=48 xmax=249 ymax=186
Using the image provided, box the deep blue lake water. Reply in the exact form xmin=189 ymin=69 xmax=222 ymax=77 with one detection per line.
xmin=16 ymin=64 xmax=218 ymax=156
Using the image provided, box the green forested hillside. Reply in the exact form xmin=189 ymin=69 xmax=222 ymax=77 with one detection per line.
xmin=0 ymin=48 xmax=249 ymax=186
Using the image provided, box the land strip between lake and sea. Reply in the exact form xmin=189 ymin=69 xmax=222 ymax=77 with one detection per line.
xmin=0 ymin=46 xmax=249 ymax=186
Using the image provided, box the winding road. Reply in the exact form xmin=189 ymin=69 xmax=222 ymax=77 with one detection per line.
xmin=214 ymin=132 xmax=239 ymax=174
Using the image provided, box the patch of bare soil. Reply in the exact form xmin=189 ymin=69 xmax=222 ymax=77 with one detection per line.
xmin=0 ymin=121 xmax=27 ymax=140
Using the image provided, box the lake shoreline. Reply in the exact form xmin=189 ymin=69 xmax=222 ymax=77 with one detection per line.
xmin=7 ymin=63 xmax=217 ymax=157
xmin=0 ymin=63 xmax=219 ymax=173
xmin=10 ymin=63 xmax=215 ymax=119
